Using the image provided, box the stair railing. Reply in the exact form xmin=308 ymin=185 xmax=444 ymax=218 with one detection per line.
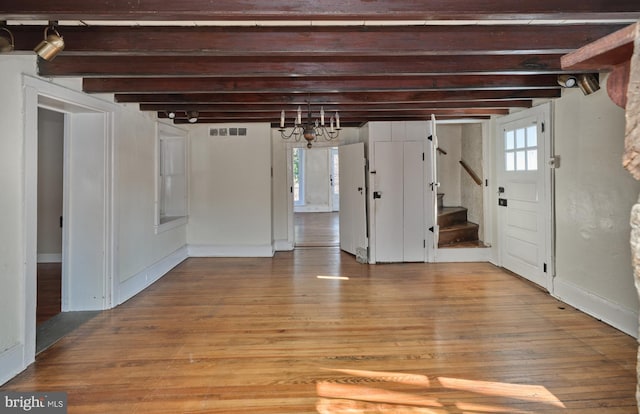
xmin=459 ymin=160 xmax=482 ymax=186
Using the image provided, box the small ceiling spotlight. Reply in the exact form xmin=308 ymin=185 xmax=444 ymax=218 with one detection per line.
xmin=34 ymin=22 xmax=65 ymax=61
xmin=557 ymin=74 xmax=578 ymax=88
xmin=187 ymin=111 xmax=199 ymax=123
xmin=166 ymin=111 xmax=176 ymax=119
xmin=577 ymin=73 xmax=600 ymax=95
xmin=0 ymin=23 xmax=15 ymax=53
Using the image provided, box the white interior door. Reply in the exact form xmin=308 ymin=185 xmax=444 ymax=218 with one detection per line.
xmin=64 ymin=113 xmax=107 ymax=310
xmin=497 ymin=107 xmax=551 ymax=289
xmin=373 ymin=141 xmax=404 ymax=262
xmin=338 ymin=143 xmax=367 ymax=258
xmin=330 ymin=147 xmax=339 ymax=212
xmin=403 ymin=141 xmax=425 ymax=262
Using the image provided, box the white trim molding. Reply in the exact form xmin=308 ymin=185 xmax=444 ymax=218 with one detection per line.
xmin=188 ymin=244 xmax=274 ymax=257
xmin=118 ymin=246 xmax=188 ymax=305
xmin=553 ymin=278 xmax=638 ymax=338
xmin=274 ymin=239 xmax=294 ymax=251
xmin=0 ymin=343 xmax=27 ymax=386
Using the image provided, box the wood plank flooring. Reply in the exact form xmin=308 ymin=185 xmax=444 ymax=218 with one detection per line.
xmin=37 ymin=262 xmax=62 ymax=325
xmin=3 ymin=249 xmax=637 ymax=413
xmin=294 ymin=212 xmax=339 ymax=247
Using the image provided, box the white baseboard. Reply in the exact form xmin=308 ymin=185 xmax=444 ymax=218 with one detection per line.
xmin=188 ymin=244 xmax=274 ymax=257
xmin=0 ymin=343 xmax=26 ymax=386
xmin=37 ymin=253 xmax=62 ymax=263
xmin=118 ymin=245 xmax=188 ymax=305
xmin=553 ymin=278 xmax=638 ymax=338
xmin=274 ymin=239 xmax=294 ymax=251
xmin=434 ymin=247 xmax=492 ymax=263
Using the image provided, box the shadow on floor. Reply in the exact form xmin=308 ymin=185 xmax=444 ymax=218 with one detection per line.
xmin=36 ymin=311 xmax=101 ymax=354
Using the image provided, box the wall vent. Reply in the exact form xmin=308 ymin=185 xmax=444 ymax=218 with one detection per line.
xmin=209 ymin=127 xmax=247 ymax=136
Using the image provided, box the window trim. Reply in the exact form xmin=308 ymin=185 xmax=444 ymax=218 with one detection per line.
xmin=155 ymin=122 xmax=189 ymax=234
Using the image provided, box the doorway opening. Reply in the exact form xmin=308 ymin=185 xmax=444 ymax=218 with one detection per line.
xmin=434 ymin=122 xmax=492 ymax=250
xmin=292 ymin=146 xmax=340 ymax=247
xmin=23 ymin=75 xmax=115 ymax=362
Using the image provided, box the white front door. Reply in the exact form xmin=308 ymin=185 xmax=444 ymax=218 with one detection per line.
xmin=496 ymin=104 xmax=552 ymax=290
xmin=338 ymin=143 xmax=367 ymax=258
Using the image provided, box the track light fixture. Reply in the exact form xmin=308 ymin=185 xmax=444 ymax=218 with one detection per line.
xmin=557 ymin=74 xmax=577 ymax=88
xmin=0 ymin=23 xmax=14 ymax=53
xmin=187 ymin=111 xmax=199 ymax=123
xmin=34 ymin=22 xmax=65 ymax=61
xmin=577 ymin=73 xmax=600 ymax=95
xmin=557 ymin=73 xmax=600 ymax=96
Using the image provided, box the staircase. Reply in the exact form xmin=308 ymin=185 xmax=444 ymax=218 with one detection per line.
xmin=437 ymin=194 xmax=480 ymax=247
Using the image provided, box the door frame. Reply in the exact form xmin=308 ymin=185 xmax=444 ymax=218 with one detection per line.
xmin=285 ymin=140 xmax=341 ymax=248
xmin=23 ymin=75 xmax=116 ymax=367
xmin=495 ymin=103 xmax=555 ymax=290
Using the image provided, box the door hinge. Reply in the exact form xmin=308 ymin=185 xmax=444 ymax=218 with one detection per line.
xmin=290 ymin=186 xmax=293 ymax=194
xmin=543 ymin=263 xmax=547 ymax=273
xmin=427 ymin=135 xmax=433 ymax=141
xmin=423 ymin=240 xmax=426 ymax=248
xmin=422 ymin=152 xmax=425 ymax=161
xmin=428 ymin=226 xmax=434 ymax=233
xmin=541 ymin=122 xmax=545 ymax=133
xmin=485 ymin=179 xmax=489 ymax=187
xmin=60 ymin=216 xmax=63 ymax=228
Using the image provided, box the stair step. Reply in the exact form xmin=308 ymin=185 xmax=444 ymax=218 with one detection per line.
xmin=438 ymin=222 xmax=479 ymax=246
xmin=438 ymin=206 xmax=468 ymax=227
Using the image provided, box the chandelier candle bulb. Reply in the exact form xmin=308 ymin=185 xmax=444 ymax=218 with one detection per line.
xmin=280 ymin=110 xmax=285 ymax=128
xmin=330 ymin=116 xmax=335 ymax=132
xmin=297 ymin=106 xmax=302 ymax=125
xmin=320 ymin=107 xmax=325 ymax=126
xmin=335 ymin=112 xmax=340 ymax=129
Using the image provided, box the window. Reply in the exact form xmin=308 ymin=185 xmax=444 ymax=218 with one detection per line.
xmin=504 ymin=124 xmax=538 ymax=172
xmin=156 ymin=123 xmax=188 ymax=232
xmin=293 ymin=147 xmax=305 ymax=206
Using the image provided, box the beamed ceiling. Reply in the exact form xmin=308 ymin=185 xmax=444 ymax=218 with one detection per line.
xmin=2 ymin=1 xmax=640 ymax=126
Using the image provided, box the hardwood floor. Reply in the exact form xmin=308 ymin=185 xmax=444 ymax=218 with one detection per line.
xmin=37 ymin=262 xmax=62 ymax=325
xmin=3 ymin=250 xmax=637 ymax=413
xmin=295 ymin=212 xmax=339 ymax=247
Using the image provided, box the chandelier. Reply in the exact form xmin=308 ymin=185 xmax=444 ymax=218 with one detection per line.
xmin=278 ymin=101 xmax=341 ymax=148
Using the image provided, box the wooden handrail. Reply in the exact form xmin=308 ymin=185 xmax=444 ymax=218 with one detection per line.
xmin=459 ymin=160 xmax=482 ymax=186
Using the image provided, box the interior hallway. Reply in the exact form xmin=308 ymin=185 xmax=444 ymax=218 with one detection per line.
xmin=294 ymin=212 xmax=339 ymax=247
xmin=2 ymin=249 xmax=636 ymax=413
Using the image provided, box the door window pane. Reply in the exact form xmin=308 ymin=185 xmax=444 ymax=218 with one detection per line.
xmin=527 ymin=125 xmax=537 ymax=147
xmin=516 ymin=128 xmax=526 ymax=148
xmin=527 ymin=149 xmax=538 ymax=171
xmin=505 ymin=131 xmax=515 ymax=150
xmin=505 ymin=152 xmax=515 ymax=171
xmin=516 ymin=151 xmax=526 ymax=171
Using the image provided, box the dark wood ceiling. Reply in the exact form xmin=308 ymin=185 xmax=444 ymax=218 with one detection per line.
xmin=3 ymin=1 xmax=640 ymax=126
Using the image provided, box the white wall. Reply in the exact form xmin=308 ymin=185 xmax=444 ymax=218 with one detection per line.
xmin=553 ymin=78 xmax=640 ymax=335
xmin=188 ymin=123 xmax=273 ymax=256
xmin=37 ymin=108 xmax=64 ymax=261
xmin=0 ymin=55 xmax=190 ymax=384
xmin=461 ymin=123 xmax=484 ymax=240
xmin=115 ymin=109 xmax=188 ymax=288
xmin=0 ymin=56 xmax=36 ymax=366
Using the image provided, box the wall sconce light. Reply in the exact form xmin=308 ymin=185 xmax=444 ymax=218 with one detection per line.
xmin=577 ymin=73 xmax=600 ymax=95
xmin=557 ymin=74 xmax=578 ymax=88
xmin=187 ymin=111 xmax=199 ymax=123
xmin=166 ymin=111 xmax=176 ymax=119
xmin=0 ymin=24 xmax=14 ymax=53
xmin=34 ymin=23 xmax=65 ymax=61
